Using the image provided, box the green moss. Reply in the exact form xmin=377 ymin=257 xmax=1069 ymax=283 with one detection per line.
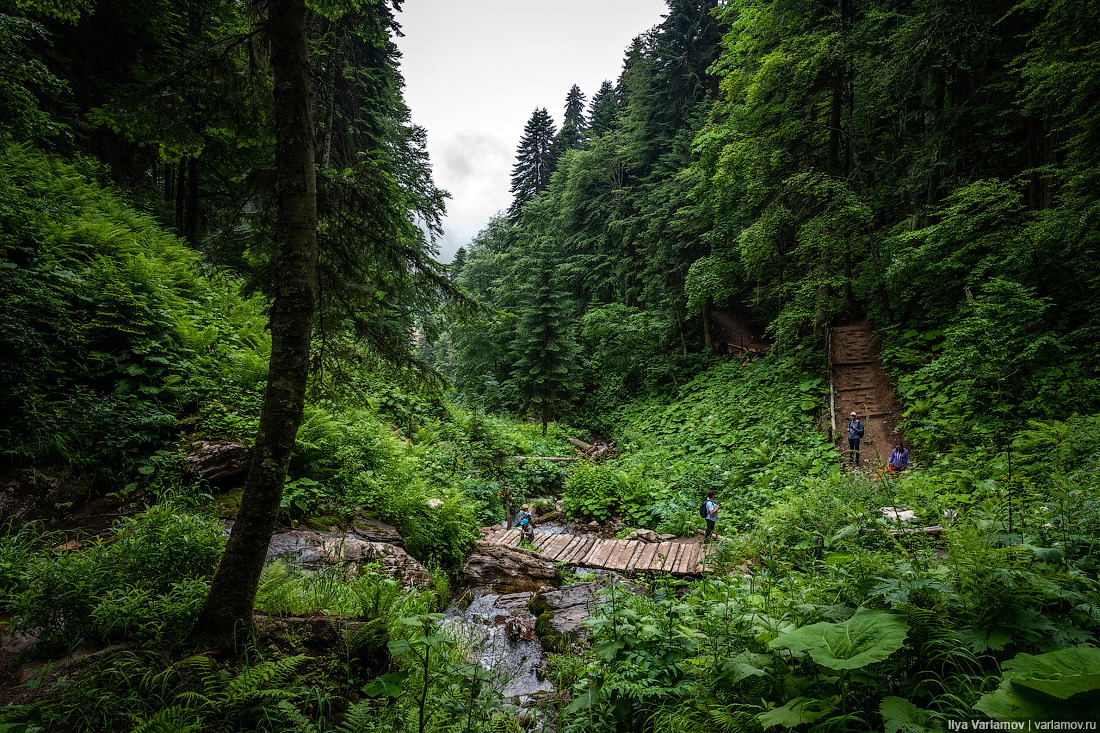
xmin=304 ymin=515 xmax=341 ymax=531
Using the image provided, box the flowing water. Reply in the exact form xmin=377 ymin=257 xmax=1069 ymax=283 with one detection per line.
xmin=442 ymin=591 xmax=552 ymax=702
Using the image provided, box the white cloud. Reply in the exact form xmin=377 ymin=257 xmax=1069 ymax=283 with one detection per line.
xmin=395 ymin=0 xmax=668 ymax=262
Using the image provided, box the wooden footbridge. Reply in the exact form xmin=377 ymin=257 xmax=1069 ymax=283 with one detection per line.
xmin=481 ymin=528 xmax=715 ymax=576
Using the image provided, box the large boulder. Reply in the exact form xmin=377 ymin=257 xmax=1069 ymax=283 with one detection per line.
xmin=462 ymin=541 xmax=559 ymax=594
xmin=266 ymin=530 xmax=430 ymax=589
xmin=529 ymin=580 xmax=645 ymax=651
xmin=0 ymin=466 xmax=89 ymax=523
xmin=351 ymin=516 xmax=404 ymax=546
xmin=182 ymin=438 xmax=251 ymax=488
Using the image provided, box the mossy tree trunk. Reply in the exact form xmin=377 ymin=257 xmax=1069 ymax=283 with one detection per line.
xmin=189 ymin=0 xmax=317 ymax=648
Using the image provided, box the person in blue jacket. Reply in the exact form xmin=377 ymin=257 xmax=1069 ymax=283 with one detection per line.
xmin=847 ymin=411 xmax=864 ymax=466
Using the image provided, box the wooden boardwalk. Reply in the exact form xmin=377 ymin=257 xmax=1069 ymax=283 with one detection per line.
xmin=481 ymin=528 xmax=715 ymax=576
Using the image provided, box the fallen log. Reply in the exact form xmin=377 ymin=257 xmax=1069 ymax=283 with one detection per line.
xmin=510 ymin=456 xmax=576 ymax=463
xmin=567 ymin=437 xmax=592 ymax=452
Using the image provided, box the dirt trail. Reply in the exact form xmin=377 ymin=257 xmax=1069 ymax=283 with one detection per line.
xmin=830 ymin=321 xmax=905 ymax=467
xmin=710 ymin=308 xmax=773 ymax=354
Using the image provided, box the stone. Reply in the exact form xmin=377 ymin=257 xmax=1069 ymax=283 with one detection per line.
xmin=881 ymin=506 xmax=919 ymax=523
xmin=182 ymin=438 xmax=251 ymax=488
xmin=622 ymin=528 xmax=659 ymax=543
xmin=0 ymin=465 xmax=89 ymax=523
xmin=529 ymin=580 xmax=645 ymax=651
xmin=462 ymin=541 xmax=560 ymax=594
xmin=351 ymin=515 xmax=404 ymax=545
xmin=266 ymin=530 xmax=430 ymax=589
xmin=587 ymin=520 xmax=600 ymax=529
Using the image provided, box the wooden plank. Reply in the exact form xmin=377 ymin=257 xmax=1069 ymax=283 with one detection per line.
xmin=580 ymin=539 xmax=608 ymax=566
xmin=503 ymin=529 xmax=520 ymax=544
xmin=559 ymin=535 xmax=590 ymax=564
xmin=635 ymin=543 xmax=660 ymax=572
xmin=541 ymin=535 xmax=570 ymax=560
xmin=607 ymin=541 xmax=639 ymax=571
xmin=624 ymin=542 xmax=647 ymax=571
xmin=617 ymin=541 xmax=643 ymax=571
xmin=566 ymin=535 xmax=597 ymax=564
xmin=483 ymin=528 xmax=502 ymax=543
xmin=652 ymin=542 xmax=674 ymax=572
xmin=666 ymin=543 xmax=687 ymax=573
xmin=684 ymin=543 xmax=703 ymax=573
xmin=591 ymin=541 xmax=619 ymax=569
xmin=533 ymin=532 xmax=552 ymax=549
xmin=550 ymin=535 xmax=581 ymax=562
xmin=666 ymin=543 xmax=684 ymax=574
xmin=678 ymin=543 xmax=696 ymax=574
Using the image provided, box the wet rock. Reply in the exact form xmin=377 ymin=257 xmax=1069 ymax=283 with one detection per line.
xmin=528 ymin=581 xmax=604 ymax=650
xmin=351 ymin=516 xmax=404 ymax=545
xmin=529 ymin=580 xmax=645 ymax=651
xmin=494 ymin=592 xmax=536 ymax=617
xmin=266 ymin=530 xmax=429 ymax=589
xmin=259 ymin=615 xmax=339 ymax=651
xmin=463 ymin=541 xmax=559 ymax=594
xmin=622 ymin=528 xmax=659 ymax=543
xmin=504 ymin=617 xmax=538 ymax=643
xmin=536 ymin=510 xmax=565 ymax=524
xmin=0 ymin=465 xmax=89 ymax=524
xmin=183 ymin=438 xmax=251 ymax=488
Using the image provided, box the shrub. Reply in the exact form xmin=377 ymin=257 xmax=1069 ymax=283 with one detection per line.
xmin=11 ymin=504 xmax=224 ymax=648
xmin=562 ymin=461 xmax=618 ymax=520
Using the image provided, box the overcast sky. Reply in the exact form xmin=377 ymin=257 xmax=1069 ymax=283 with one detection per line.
xmin=393 ymin=0 xmax=669 ymax=263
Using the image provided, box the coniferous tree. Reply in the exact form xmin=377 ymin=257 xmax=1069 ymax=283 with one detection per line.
xmin=587 ymin=80 xmax=620 ymax=138
xmin=510 ymin=257 xmax=580 ymax=435
xmin=558 ymin=83 xmax=587 ymax=150
xmin=508 ymin=107 xmax=557 ymax=218
xmin=450 ymin=246 xmax=467 ymax=280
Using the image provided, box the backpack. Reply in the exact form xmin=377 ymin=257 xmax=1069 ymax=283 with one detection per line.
xmin=699 ymin=498 xmax=709 ymax=519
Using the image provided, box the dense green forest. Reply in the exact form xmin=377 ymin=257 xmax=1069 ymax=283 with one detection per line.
xmin=1 ymin=0 xmax=1099 ymax=730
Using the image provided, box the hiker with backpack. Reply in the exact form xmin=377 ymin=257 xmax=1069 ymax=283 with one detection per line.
xmin=701 ymin=490 xmax=720 ymax=543
xmin=847 ymin=411 xmax=864 ymax=466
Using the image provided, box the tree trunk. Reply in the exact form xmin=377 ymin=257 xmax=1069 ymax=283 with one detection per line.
xmin=189 ymin=0 xmax=317 ymax=648
xmin=185 ymin=156 xmax=200 ymax=244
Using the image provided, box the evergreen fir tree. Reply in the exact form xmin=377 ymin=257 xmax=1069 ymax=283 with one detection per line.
xmin=508 ymin=107 xmax=558 ymax=218
xmin=587 ymin=80 xmax=620 ymax=138
xmin=558 ymin=83 xmax=587 ymax=150
xmin=510 ymin=259 xmax=580 ymax=435
xmin=450 ymin=246 xmax=467 ymax=280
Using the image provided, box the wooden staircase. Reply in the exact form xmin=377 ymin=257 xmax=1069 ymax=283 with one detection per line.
xmin=830 ymin=321 xmax=905 ymax=465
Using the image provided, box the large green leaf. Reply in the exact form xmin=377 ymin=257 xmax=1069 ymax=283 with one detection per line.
xmin=758 ymin=697 xmax=832 ymax=729
xmin=769 ymin=608 xmax=909 ymax=671
xmin=879 ymin=696 xmax=944 ymax=732
xmin=974 ymin=646 xmax=1100 ymax=721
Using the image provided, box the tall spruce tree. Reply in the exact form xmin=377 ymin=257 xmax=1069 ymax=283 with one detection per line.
xmin=558 ymin=83 xmax=587 ymax=150
xmin=510 ymin=258 xmax=580 ymax=435
xmin=587 ymin=80 xmax=620 ymax=138
xmin=508 ymin=107 xmax=557 ymax=218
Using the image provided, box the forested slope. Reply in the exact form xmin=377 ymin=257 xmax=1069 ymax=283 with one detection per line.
xmin=2 ymin=0 xmax=1100 ymax=730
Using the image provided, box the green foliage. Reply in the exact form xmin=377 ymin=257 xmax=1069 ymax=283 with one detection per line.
xmin=974 ymin=646 xmax=1100 ymax=722
xmin=10 ymin=505 xmax=224 ymax=648
xmin=563 ymin=461 xmax=620 ymax=521
xmin=770 ymin=608 xmax=909 ymax=671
